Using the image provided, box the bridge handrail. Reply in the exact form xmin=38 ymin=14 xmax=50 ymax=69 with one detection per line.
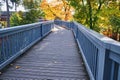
xmin=54 ymin=20 xmax=120 ymax=80
xmin=73 ymin=21 xmax=120 ymax=80
xmin=0 ymin=21 xmax=53 ymax=35
xmin=74 ymin=21 xmax=120 ymax=54
xmin=0 ymin=20 xmax=54 ymax=70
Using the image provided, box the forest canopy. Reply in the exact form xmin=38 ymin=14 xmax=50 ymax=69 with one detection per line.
xmin=0 ymin=0 xmax=120 ymax=41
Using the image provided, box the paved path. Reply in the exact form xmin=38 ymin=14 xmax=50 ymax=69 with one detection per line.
xmin=0 ymin=26 xmax=89 ymax=80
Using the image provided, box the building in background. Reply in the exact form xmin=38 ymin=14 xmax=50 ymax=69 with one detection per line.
xmin=0 ymin=11 xmax=13 ymax=28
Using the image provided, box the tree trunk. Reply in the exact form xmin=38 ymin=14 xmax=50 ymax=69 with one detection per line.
xmin=64 ymin=5 xmax=70 ymax=21
xmin=15 ymin=3 xmax=17 ymax=12
xmin=87 ymin=0 xmax=93 ymax=29
xmin=112 ymin=32 xmax=118 ymax=40
xmin=47 ymin=5 xmax=61 ymax=20
xmin=6 ymin=0 xmax=10 ymax=27
xmin=62 ymin=0 xmax=69 ymax=21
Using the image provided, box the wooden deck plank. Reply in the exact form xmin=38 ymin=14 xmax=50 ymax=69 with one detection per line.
xmin=0 ymin=26 xmax=89 ymax=80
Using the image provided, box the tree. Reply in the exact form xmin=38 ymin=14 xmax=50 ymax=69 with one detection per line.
xmin=22 ymin=0 xmax=44 ymax=24
xmin=110 ymin=15 xmax=120 ymax=40
xmin=98 ymin=0 xmax=120 ymax=40
xmin=10 ymin=11 xmax=23 ymax=26
xmin=69 ymin=0 xmax=105 ymax=32
xmin=0 ymin=2 xmax=2 ymax=12
xmin=69 ymin=0 xmax=120 ymax=41
xmin=10 ymin=0 xmax=44 ymax=26
xmin=2 ymin=0 xmax=21 ymax=27
xmin=40 ymin=0 xmax=73 ymax=21
xmin=6 ymin=0 xmax=10 ymax=27
xmin=10 ymin=0 xmax=21 ymax=11
xmin=62 ymin=0 xmax=72 ymax=21
xmin=69 ymin=0 xmax=120 ymax=33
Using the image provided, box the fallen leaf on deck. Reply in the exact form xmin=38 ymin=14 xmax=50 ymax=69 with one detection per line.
xmin=15 ymin=66 xmax=21 ymax=69
xmin=10 ymin=64 xmax=13 ymax=66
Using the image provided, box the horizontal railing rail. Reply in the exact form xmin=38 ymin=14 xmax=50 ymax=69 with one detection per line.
xmin=54 ymin=20 xmax=71 ymax=29
xmin=0 ymin=21 xmax=54 ymax=70
xmin=55 ymin=20 xmax=120 ymax=80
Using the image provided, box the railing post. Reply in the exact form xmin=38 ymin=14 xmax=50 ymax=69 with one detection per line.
xmin=117 ymin=66 xmax=120 ymax=80
xmin=110 ymin=61 xmax=115 ymax=80
xmin=41 ymin=24 xmax=43 ymax=37
xmin=96 ymin=47 xmax=106 ymax=80
xmin=76 ymin=27 xmax=78 ymax=39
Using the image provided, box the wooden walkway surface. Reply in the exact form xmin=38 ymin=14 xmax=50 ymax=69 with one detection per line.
xmin=0 ymin=26 xmax=89 ymax=80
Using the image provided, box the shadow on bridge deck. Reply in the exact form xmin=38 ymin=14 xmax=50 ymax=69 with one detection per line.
xmin=0 ymin=25 xmax=89 ymax=80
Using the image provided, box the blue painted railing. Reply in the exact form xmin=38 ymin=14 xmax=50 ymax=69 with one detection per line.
xmin=54 ymin=20 xmax=71 ymax=29
xmin=0 ymin=21 xmax=54 ymax=70
xmin=55 ymin=20 xmax=120 ymax=80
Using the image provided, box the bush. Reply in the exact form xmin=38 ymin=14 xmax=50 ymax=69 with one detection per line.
xmin=10 ymin=11 xmax=23 ymax=26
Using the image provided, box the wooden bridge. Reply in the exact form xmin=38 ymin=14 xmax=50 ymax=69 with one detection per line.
xmin=0 ymin=20 xmax=120 ymax=80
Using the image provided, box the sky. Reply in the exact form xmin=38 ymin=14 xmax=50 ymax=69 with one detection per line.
xmin=1 ymin=0 xmax=53 ymax=11
xmin=1 ymin=1 xmax=25 ymax=11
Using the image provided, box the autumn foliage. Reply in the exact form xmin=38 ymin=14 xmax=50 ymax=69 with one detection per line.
xmin=40 ymin=0 xmax=73 ymax=21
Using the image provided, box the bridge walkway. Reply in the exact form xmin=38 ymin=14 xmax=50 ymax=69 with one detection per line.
xmin=0 ymin=26 xmax=89 ymax=80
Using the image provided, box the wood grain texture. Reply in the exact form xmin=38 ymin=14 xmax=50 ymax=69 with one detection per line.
xmin=0 ymin=26 xmax=89 ymax=80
